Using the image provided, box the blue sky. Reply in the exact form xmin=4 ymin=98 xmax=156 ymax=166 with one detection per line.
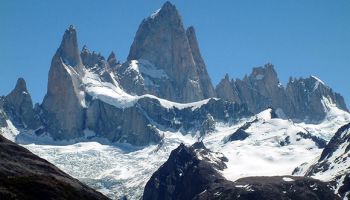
xmin=1 ymin=0 xmax=349 ymax=106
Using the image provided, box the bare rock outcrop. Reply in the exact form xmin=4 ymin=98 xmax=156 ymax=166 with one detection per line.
xmin=3 ymin=78 xmax=40 ymax=129
xmin=41 ymin=25 xmax=86 ymax=140
xmin=216 ymin=64 xmax=347 ymax=121
xmin=123 ymin=1 xmax=215 ymax=103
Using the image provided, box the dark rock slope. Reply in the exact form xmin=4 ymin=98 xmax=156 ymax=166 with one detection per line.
xmin=216 ymin=64 xmax=348 ymax=121
xmin=0 ymin=134 xmax=109 ymax=200
xmin=143 ymin=142 xmax=339 ymax=200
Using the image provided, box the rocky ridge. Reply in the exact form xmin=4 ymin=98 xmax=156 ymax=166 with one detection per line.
xmin=143 ymin=142 xmax=339 ymax=200
xmin=216 ymin=64 xmax=348 ymax=121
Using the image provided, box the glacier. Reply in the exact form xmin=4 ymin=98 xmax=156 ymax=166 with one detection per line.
xmin=4 ymin=103 xmax=347 ymax=200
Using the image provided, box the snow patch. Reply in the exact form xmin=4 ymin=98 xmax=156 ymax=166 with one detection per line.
xmin=311 ymin=75 xmax=325 ymax=85
xmin=83 ymin=67 xmax=215 ymax=110
xmin=282 ymin=177 xmax=294 ymax=182
xmin=150 ymin=8 xmax=161 ymax=19
xmin=255 ymin=74 xmax=264 ymax=80
xmin=0 ymin=120 xmax=19 ymax=142
xmin=130 ymin=59 xmax=168 ymax=79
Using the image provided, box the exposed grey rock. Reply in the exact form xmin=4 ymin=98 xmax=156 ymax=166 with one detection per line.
xmin=57 ymin=25 xmax=83 ymax=70
xmin=295 ymin=132 xmax=326 ymax=148
xmin=84 ymin=96 xmax=249 ymax=146
xmin=0 ymin=106 xmax=8 ymax=128
xmin=0 ymin=134 xmax=110 ymax=200
xmin=81 ymin=46 xmax=116 ymax=84
xmin=41 ymin=25 xmax=86 ymax=140
xmin=200 ymin=114 xmax=215 ymax=136
xmin=216 ymin=64 xmax=348 ymax=121
xmin=228 ymin=129 xmax=249 ymax=141
xmin=135 ymin=97 xmax=250 ymax=134
xmin=3 ymin=78 xmax=39 ymax=129
xmin=107 ymin=51 xmax=119 ymax=69
xmin=216 ymin=74 xmax=241 ymax=104
xmin=86 ymin=98 xmax=162 ymax=146
xmin=124 ymin=1 xmax=215 ymax=103
xmin=286 ymin=76 xmax=348 ymax=121
xmin=226 ymin=118 xmax=257 ymax=142
xmin=186 ymin=26 xmax=216 ymax=98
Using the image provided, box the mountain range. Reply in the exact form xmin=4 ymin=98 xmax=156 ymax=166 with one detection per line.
xmin=0 ymin=2 xmax=349 ymax=200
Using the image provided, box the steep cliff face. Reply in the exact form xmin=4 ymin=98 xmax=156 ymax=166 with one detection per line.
xmin=86 ymin=98 xmax=161 ymax=146
xmin=124 ymin=2 xmax=215 ymax=103
xmin=286 ymin=76 xmax=348 ymax=121
xmin=216 ymin=64 xmax=348 ymax=121
xmin=186 ymin=26 xmax=216 ymax=99
xmin=41 ymin=25 xmax=86 ymax=140
xmin=3 ymin=78 xmax=39 ymax=129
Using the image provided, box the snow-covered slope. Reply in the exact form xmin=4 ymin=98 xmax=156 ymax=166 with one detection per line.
xmin=204 ymin=109 xmax=327 ymax=181
xmin=10 ymin=106 xmax=348 ymax=200
xmin=293 ymin=122 xmax=350 ymax=199
xmin=83 ymin=67 xmax=215 ymax=110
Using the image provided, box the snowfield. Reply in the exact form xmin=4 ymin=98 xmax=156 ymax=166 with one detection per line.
xmin=2 ymin=105 xmax=345 ymax=200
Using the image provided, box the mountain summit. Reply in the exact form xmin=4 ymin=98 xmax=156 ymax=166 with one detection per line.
xmin=41 ymin=25 xmax=86 ymax=140
xmin=123 ymin=1 xmax=215 ymax=102
xmin=216 ymin=64 xmax=348 ymax=121
xmin=57 ymin=25 xmax=82 ymax=68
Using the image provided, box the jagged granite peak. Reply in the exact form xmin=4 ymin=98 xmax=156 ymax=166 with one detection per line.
xmin=125 ymin=1 xmax=215 ymax=102
xmin=107 ymin=51 xmax=119 ymax=68
xmin=186 ymin=26 xmax=216 ymax=98
xmin=286 ymin=75 xmax=348 ymax=121
xmin=216 ymin=64 xmax=347 ymax=121
xmin=3 ymin=78 xmax=39 ymax=129
xmin=80 ymin=45 xmax=105 ymax=68
xmin=216 ymin=73 xmax=241 ymax=104
xmin=80 ymin=46 xmax=116 ymax=85
xmin=216 ymin=63 xmax=287 ymax=113
xmin=41 ymin=27 xmax=86 ymax=140
xmin=12 ymin=78 xmax=27 ymax=92
xmin=57 ymin=25 xmax=83 ymax=68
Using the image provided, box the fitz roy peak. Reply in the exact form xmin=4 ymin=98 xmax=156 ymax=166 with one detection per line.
xmin=38 ymin=19 xmax=248 ymax=145
xmin=4 ymin=1 xmax=347 ymax=144
xmin=123 ymin=2 xmax=215 ymax=103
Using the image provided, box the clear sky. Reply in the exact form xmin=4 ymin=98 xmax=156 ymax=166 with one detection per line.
xmin=1 ymin=0 xmax=349 ymax=106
